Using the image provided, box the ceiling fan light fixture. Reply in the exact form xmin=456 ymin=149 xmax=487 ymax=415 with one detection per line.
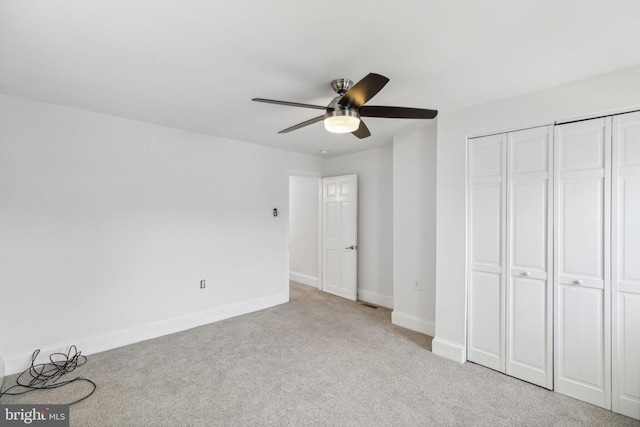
xmin=252 ymin=73 xmax=437 ymax=139
xmin=323 ymin=108 xmax=360 ymax=134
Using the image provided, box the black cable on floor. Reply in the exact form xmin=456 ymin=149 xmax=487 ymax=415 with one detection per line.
xmin=0 ymin=345 xmax=96 ymax=405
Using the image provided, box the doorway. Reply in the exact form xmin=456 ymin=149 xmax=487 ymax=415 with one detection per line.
xmin=288 ymin=174 xmax=359 ymax=301
xmin=288 ymin=175 xmax=322 ymax=289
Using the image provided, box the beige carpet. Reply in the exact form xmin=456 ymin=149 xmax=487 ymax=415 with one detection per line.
xmin=1 ymin=282 xmax=638 ymax=426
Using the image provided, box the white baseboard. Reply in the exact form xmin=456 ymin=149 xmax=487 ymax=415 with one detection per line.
xmin=615 ymin=396 xmax=640 ymax=421
xmin=4 ymin=292 xmax=287 ymax=376
xmin=391 ymin=310 xmax=435 ymax=336
xmin=358 ymin=290 xmax=393 ymax=309
xmin=432 ymin=337 xmax=466 ymax=363
xmin=289 ymin=272 xmax=319 ymax=288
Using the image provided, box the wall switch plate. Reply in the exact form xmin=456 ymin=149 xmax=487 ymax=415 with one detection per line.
xmin=412 ymin=279 xmax=422 ymax=291
xmin=200 ymin=280 xmax=206 ymax=289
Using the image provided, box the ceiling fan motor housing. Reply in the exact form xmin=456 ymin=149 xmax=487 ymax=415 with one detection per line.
xmin=326 ymin=96 xmax=359 ymax=116
xmin=330 ymin=78 xmax=354 ymax=95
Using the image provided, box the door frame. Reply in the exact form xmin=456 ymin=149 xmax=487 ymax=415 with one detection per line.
xmin=287 ymin=170 xmax=323 ymax=294
xmin=287 ymin=170 xmax=359 ymax=300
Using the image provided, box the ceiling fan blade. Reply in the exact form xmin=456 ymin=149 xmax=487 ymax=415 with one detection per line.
xmin=359 ymin=105 xmax=438 ymax=119
xmin=278 ymin=115 xmax=325 ymax=134
xmin=339 ymin=73 xmax=390 ymax=108
xmin=252 ymin=98 xmax=328 ymax=111
xmin=352 ymin=120 xmax=371 ymax=139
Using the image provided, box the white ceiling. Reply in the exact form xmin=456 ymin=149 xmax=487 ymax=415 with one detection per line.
xmin=2 ymin=1 xmax=640 ymax=157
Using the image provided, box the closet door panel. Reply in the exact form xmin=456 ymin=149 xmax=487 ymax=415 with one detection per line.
xmin=468 ymin=271 xmax=503 ymax=370
xmin=558 ymin=178 xmax=604 ymax=281
xmin=470 ymin=182 xmax=503 ymax=268
xmin=619 ymin=177 xmax=640 ymax=285
xmin=615 ymin=293 xmax=640 ymax=418
xmin=557 ymin=127 xmax=605 ymax=171
xmin=508 ymin=276 xmax=549 ymax=386
xmin=470 ymin=136 xmax=503 ymax=177
xmin=511 ymin=180 xmax=547 ymax=272
xmin=467 ymin=134 xmax=506 ymax=372
xmin=554 ymin=118 xmax=611 ymax=409
xmin=511 ymin=132 xmax=548 ymax=173
xmin=506 ymin=126 xmax=552 ymax=389
xmin=557 ymin=285 xmax=605 ymax=397
xmin=612 ymin=112 xmax=640 ymax=419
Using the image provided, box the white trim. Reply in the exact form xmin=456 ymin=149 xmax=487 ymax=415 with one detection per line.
xmin=391 ymin=310 xmax=435 ymax=336
xmin=467 ymin=106 xmax=640 ymax=140
xmin=286 ymin=169 xmax=322 ymax=178
xmin=468 ymin=122 xmax=554 ymax=140
xmin=554 ymin=105 xmax=640 ymax=126
xmin=464 ymin=135 xmax=470 ymax=369
xmin=0 ymin=357 xmax=4 ymax=391
xmin=289 ymin=272 xmax=319 ymax=287
xmin=3 ymin=292 xmax=287 ymax=376
xmin=432 ymin=337 xmax=467 ymax=364
xmin=358 ymin=290 xmax=393 ymax=309
xmin=316 ymin=177 xmax=323 ymax=290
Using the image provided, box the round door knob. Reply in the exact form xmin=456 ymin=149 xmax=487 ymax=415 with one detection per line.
xmin=523 ymin=271 xmax=531 ymax=277
xmin=575 ymin=279 xmax=584 ymax=285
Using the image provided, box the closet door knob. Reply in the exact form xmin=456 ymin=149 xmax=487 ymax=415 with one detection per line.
xmin=523 ymin=271 xmax=531 ymax=277
xmin=574 ymin=279 xmax=583 ymax=285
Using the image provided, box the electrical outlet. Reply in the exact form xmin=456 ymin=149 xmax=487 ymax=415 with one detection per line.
xmin=200 ymin=280 xmax=206 ymax=289
xmin=412 ymin=279 xmax=422 ymax=291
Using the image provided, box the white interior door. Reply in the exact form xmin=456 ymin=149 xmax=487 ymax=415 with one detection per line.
xmin=467 ymin=133 xmax=506 ymax=372
xmin=322 ymin=174 xmax=358 ymax=301
xmin=505 ymin=126 xmax=553 ymax=389
xmin=612 ymin=112 xmax=640 ymax=420
xmin=554 ymin=118 xmax=611 ymax=409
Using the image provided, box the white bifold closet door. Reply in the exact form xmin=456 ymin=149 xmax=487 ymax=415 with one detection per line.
xmin=468 ymin=126 xmax=553 ymax=389
xmin=506 ymin=126 xmax=553 ymax=388
xmin=468 ymin=132 xmax=506 ymax=372
xmin=612 ymin=112 xmax=640 ymax=420
xmin=554 ymin=117 xmax=611 ymax=409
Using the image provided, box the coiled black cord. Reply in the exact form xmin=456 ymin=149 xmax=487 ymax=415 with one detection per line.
xmin=0 ymin=345 xmax=96 ymax=405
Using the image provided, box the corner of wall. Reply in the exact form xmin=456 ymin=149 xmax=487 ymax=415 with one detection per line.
xmin=391 ymin=310 xmax=435 ymax=336
xmin=358 ymin=290 xmax=393 ymax=309
xmin=431 ymin=337 xmax=466 ymax=364
xmin=289 ymin=272 xmax=319 ymax=288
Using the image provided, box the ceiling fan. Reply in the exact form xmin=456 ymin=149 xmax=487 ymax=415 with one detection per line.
xmin=252 ymin=73 xmax=438 ymax=139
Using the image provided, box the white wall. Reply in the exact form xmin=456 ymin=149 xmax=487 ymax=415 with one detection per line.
xmin=392 ymin=126 xmax=437 ymax=336
xmin=323 ymin=146 xmax=394 ymax=308
xmin=433 ymin=64 xmax=640 ymax=363
xmin=0 ymin=94 xmax=323 ymax=374
xmin=288 ymin=175 xmax=320 ymax=287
